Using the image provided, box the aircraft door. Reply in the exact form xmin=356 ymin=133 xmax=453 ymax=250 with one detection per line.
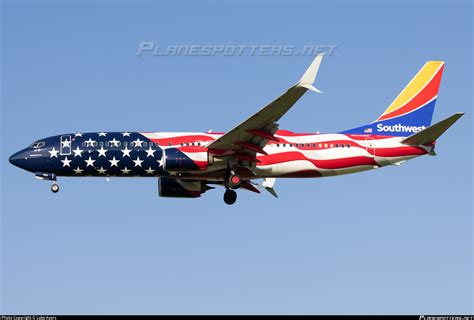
xmin=60 ymin=135 xmax=72 ymax=155
xmin=365 ymin=137 xmax=375 ymax=158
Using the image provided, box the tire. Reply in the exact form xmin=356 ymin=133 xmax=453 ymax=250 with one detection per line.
xmin=228 ymin=174 xmax=242 ymax=189
xmin=223 ymin=189 xmax=237 ymax=205
xmin=51 ymin=183 xmax=59 ymax=193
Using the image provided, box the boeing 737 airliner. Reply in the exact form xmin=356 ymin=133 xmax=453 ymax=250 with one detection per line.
xmin=9 ymin=55 xmax=464 ymax=204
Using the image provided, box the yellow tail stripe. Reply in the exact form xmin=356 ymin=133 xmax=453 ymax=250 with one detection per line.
xmin=381 ymin=61 xmax=444 ymax=116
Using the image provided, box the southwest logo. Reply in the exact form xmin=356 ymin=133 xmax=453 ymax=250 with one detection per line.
xmin=376 ymin=123 xmax=426 ymax=133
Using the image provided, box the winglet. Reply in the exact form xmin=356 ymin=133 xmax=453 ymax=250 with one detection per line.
xmin=297 ymin=53 xmax=325 ymax=93
xmin=262 ymin=178 xmax=278 ymax=198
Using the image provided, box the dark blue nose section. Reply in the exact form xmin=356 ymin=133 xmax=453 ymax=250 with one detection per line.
xmin=9 ymin=149 xmax=38 ymax=172
xmin=9 ymin=150 xmax=26 ymax=168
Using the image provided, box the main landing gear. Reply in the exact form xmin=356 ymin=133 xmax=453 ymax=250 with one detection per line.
xmin=228 ymin=173 xmax=242 ymax=189
xmin=223 ymin=189 xmax=237 ymax=205
xmin=223 ymin=169 xmax=241 ymax=205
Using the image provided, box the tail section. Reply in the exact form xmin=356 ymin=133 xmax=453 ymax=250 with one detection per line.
xmin=341 ymin=61 xmax=445 ymax=136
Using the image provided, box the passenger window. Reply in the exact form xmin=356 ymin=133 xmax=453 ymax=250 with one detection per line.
xmin=318 ymin=143 xmax=322 ymax=148
xmin=330 ymin=144 xmax=333 ymax=148
xmin=324 ymin=144 xmax=328 ymax=148
xmin=335 ymin=144 xmax=339 ymax=148
xmin=283 ymin=144 xmax=286 ymax=147
xmin=312 ymin=144 xmax=315 ymax=147
xmin=289 ymin=144 xmax=293 ymax=147
xmin=347 ymin=144 xmax=351 ymax=148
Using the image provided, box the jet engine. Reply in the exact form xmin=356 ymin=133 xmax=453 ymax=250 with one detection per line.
xmin=158 ymin=177 xmax=209 ymax=198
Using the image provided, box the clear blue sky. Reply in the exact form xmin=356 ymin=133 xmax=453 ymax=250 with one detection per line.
xmin=1 ymin=0 xmax=472 ymax=314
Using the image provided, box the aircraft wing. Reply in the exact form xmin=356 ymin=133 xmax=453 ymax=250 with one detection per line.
xmin=207 ymin=54 xmax=324 ymax=163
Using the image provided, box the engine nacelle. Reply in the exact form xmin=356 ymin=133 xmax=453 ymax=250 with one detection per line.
xmin=163 ymin=147 xmax=209 ymax=171
xmin=158 ymin=177 xmax=207 ymax=198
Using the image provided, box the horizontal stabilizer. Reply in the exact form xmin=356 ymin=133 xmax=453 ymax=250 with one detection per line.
xmin=401 ymin=112 xmax=464 ymax=145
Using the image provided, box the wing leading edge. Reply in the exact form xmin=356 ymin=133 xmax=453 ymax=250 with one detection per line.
xmin=207 ymin=54 xmax=325 ymax=160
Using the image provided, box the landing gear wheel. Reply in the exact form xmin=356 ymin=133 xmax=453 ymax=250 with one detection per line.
xmin=228 ymin=173 xmax=242 ymax=189
xmin=51 ymin=183 xmax=59 ymax=193
xmin=223 ymin=189 xmax=237 ymax=205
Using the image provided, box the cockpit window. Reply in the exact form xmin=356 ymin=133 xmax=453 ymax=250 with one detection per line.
xmin=30 ymin=141 xmax=45 ymax=148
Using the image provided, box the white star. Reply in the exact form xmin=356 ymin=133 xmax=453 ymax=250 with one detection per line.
xmin=121 ymin=167 xmax=131 ymax=174
xmin=48 ymin=147 xmax=59 ymax=158
xmin=157 ymin=158 xmax=164 ymax=168
xmin=109 ymin=138 xmax=120 ymax=147
xmin=121 ymin=146 xmax=132 ymax=157
xmin=97 ymin=146 xmax=107 ymax=157
xmin=85 ymin=138 xmax=96 ymax=147
xmin=73 ymin=167 xmax=83 ymax=175
xmin=97 ymin=166 xmax=107 ymax=174
xmin=157 ymin=151 xmax=165 ymax=168
xmin=61 ymin=140 xmax=71 ymax=148
xmin=109 ymin=157 xmax=120 ymax=167
xmin=75 ymin=133 xmax=83 ymax=137
xmin=72 ymin=146 xmax=83 ymax=157
xmin=133 ymin=156 xmax=143 ymax=167
xmin=145 ymin=167 xmax=155 ymax=175
xmin=122 ymin=132 xmax=131 ymax=137
xmin=61 ymin=156 xmax=72 ymax=167
xmin=98 ymin=132 xmax=107 ymax=137
xmin=145 ymin=146 xmax=156 ymax=157
xmin=85 ymin=156 xmax=96 ymax=167
xmin=132 ymin=138 xmax=143 ymax=148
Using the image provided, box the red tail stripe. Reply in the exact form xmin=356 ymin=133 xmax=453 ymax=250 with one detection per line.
xmin=378 ymin=65 xmax=444 ymax=121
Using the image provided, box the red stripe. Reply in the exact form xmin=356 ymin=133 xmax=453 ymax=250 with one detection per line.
xmin=275 ymin=130 xmax=314 ymax=136
xmin=345 ymin=134 xmax=395 ymax=140
xmin=178 ymin=146 xmax=208 ymax=152
xmin=148 ymin=135 xmax=216 ymax=146
xmin=258 ymin=152 xmax=377 ymax=169
xmin=372 ymin=146 xmax=426 ymax=157
xmin=378 ymin=65 xmax=444 ymax=121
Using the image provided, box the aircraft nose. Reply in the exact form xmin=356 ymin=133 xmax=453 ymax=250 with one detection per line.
xmin=9 ymin=151 xmax=22 ymax=166
xmin=9 ymin=150 xmax=28 ymax=169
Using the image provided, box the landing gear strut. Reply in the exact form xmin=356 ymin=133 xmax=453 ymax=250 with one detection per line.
xmin=51 ymin=183 xmax=59 ymax=193
xmin=223 ymin=189 xmax=237 ymax=205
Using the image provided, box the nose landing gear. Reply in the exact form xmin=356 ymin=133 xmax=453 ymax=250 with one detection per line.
xmin=35 ymin=172 xmax=59 ymax=193
xmin=51 ymin=183 xmax=60 ymax=193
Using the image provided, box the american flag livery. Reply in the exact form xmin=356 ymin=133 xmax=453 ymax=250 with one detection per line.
xmin=9 ymin=56 xmax=464 ymax=204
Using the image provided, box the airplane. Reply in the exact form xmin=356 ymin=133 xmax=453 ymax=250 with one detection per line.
xmin=9 ymin=55 xmax=464 ymax=205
